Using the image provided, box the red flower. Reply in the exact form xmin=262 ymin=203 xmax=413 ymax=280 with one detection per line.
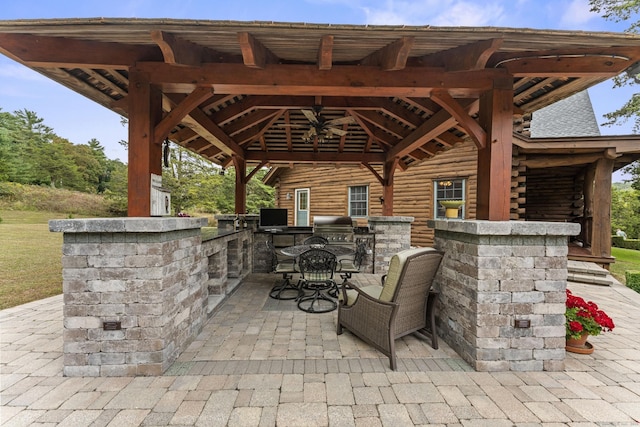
xmin=566 ymin=288 xmax=614 ymax=339
xmin=569 ymin=321 xmax=583 ymax=332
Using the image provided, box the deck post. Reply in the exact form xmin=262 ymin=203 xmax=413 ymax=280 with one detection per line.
xmin=127 ymin=69 xmax=163 ymax=217
xmin=476 ymin=82 xmax=513 ymax=220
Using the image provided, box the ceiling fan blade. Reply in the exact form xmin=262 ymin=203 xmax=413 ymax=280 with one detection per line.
xmin=326 ymin=116 xmax=356 ymax=126
xmin=302 ymin=109 xmax=319 ymax=124
xmin=328 ymin=127 xmax=348 ymax=136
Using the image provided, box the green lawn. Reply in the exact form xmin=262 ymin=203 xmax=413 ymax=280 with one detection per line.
xmin=611 ymin=247 xmax=640 ymax=285
xmin=0 ymin=210 xmax=65 ymax=309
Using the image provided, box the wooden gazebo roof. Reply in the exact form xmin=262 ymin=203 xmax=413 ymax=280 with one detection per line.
xmin=1 ymin=19 xmax=639 ymax=218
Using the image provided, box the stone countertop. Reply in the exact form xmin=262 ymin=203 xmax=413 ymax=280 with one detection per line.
xmin=49 ymin=217 xmax=208 ymax=233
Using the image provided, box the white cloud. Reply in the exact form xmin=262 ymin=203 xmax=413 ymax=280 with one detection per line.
xmin=560 ymin=0 xmax=598 ymax=27
xmin=360 ymin=0 xmax=506 ymax=27
xmin=433 ymin=2 xmax=505 ymax=26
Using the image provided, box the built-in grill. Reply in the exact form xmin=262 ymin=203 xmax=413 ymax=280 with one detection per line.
xmin=313 ymin=216 xmax=355 ymax=246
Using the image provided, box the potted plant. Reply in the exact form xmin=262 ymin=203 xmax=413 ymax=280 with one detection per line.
xmin=439 ymin=200 xmax=465 ymax=218
xmin=565 ymin=289 xmax=615 ymax=354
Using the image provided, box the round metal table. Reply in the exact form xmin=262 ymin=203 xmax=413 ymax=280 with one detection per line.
xmin=279 ymin=244 xmax=354 ymax=258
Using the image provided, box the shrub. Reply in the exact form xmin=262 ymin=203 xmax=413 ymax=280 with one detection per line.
xmin=626 ymin=271 xmax=640 ymax=294
xmin=612 ymin=236 xmax=640 ymax=250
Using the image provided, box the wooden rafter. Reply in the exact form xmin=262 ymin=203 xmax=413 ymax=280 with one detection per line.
xmin=151 ymin=30 xmax=204 ymax=66
xmin=155 ymin=87 xmax=215 ymax=144
xmin=431 ymin=90 xmax=487 ymax=149
xmin=238 ymin=32 xmax=279 ymax=69
xmin=360 ymin=36 xmax=415 ymax=71
xmin=245 ymin=151 xmax=385 ymax=163
xmin=416 ymin=38 xmax=502 ymax=71
xmin=0 ymin=33 xmax=161 ymax=68
xmin=318 ymin=35 xmax=333 ymax=70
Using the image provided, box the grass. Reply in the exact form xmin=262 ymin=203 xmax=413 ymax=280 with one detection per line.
xmin=0 ymin=210 xmax=66 ymax=309
xmin=611 ymin=247 xmax=640 ymax=285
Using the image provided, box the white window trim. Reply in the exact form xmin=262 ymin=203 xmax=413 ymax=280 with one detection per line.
xmin=434 ymin=178 xmax=466 ymax=219
xmin=348 ymin=185 xmax=369 ymax=218
xmin=295 ymin=188 xmax=310 ymax=226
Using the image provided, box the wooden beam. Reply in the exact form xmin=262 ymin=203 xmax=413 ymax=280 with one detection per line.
xmin=364 ymin=164 xmax=384 ymax=185
xmin=238 ymin=32 xmax=279 ymax=69
xmin=382 ymin=158 xmax=398 ymax=215
xmin=154 ymin=87 xmax=215 ymax=144
xmin=236 ymin=110 xmax=286 ymax=146
xmin=476 ymin=85 xmax=513 ymax=220
xmin=520 ymin=153 xmax=609 ymax=168
xmin=0 ymin=33 xmax=161 ymax=68
xmin=318 ymin=35 xmax=333 ymax=70
xmin=246 ymin=161 xmax=268 ymax=181
xmin=415 ymin=38 xmax=503 ymax=71
xmin=232 ymin=155 xmax=247 ymax=214
xmin=244 ymin=151 xmax=386 ymax=164
xmin=151 ymin=30 xmax=205 ymax=66
xmin=488 ymin=47 xmax=640 ymax=77
xmin=137 ymin=62 xmax=505 ymax=96
xmin=592 ymin=158 xmax=614 ymax=258
xmin=386 ymin=100 xmax=477 ymax=160
xmin=360 ymin=37 xmax=415 ymax=71
xmin=352 ymin=110 xmax=410 ymax=139
xmin=177 ymin=103 xmax=244 ymax=158
xmin=127 ymin=69 xmax=163 ymax=217
xmin=431 ymin=90 xmax=487 ymax=149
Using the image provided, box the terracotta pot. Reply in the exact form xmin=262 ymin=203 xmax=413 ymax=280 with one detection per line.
xmin=566 ymin=332 xmax=594 ymax=354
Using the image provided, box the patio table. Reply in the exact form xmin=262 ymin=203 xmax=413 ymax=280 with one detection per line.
xmin=280 ymin=244 xmax=354 ymax=258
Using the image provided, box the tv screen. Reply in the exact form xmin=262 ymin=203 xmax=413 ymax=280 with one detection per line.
xmin=259 ymin=208 xmax=288 ymax=229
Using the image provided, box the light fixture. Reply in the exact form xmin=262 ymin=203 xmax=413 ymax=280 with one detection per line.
xmin=379 ymin=196 xmax=384 ymax=204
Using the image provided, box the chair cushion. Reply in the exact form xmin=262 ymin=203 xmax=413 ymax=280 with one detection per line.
xmin=339 ymin=284 xmax=383 ymax=306
xmin=379 ymin=247 xmax=438 ymax=302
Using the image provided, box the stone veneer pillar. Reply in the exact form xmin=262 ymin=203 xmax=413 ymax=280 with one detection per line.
xmin=367 ymin=216 xmax=413 ymax=274
xmin=49 ymin=217 xmax=208 ymax=377
xmin=428 ymin=220 xmax=580 ymax=372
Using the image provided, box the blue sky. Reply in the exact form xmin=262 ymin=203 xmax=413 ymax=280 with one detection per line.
xmin=0 ymin=0 xmax=637 ymax=180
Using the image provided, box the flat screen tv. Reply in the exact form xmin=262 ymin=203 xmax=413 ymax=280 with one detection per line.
xmin=259 ymin=208 xmax=288 ymax=230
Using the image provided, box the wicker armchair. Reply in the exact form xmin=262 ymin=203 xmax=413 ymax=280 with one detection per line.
xmin=336 ymin=247 xmax=444 ymax=370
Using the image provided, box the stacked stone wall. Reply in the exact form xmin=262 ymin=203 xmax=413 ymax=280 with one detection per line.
xmin=51 ymin=218 xmax=208 ymax=376
xmin=368 ymin=216 xmax=413 ymax=274
xmin=429 ymin=220 xmax=580 ymax=371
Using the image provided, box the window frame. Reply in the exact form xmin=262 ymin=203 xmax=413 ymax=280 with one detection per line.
xmin=348 ymin=185 xmax=369 ymax=218
xmin=434 ymin=178 xmax=466 ymax=219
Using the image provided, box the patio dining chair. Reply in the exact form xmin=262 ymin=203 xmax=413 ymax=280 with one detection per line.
xmin=267 ymin=240 xmax=302 ymax=300
xmin=336 ymin=247 xmax=444 ymax=370
xmin=297 ymin=248 xmax=338 ymax=313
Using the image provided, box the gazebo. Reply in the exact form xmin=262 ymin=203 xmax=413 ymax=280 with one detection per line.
xmin=1 ymin=19 xmax=639 ymax=219
xmin=3 ymin=19 xmax=640 ymax=376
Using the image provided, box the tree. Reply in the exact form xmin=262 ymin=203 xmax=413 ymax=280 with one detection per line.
xmin=611 ymin=185 xmax=640 ymax=238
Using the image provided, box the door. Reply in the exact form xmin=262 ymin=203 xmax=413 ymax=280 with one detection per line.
xmin=295 ymin=188 xmax=309 ymax=226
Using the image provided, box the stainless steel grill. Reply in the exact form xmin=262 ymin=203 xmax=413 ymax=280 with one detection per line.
xmin=313 ymin=216 xmax=355 ymax=245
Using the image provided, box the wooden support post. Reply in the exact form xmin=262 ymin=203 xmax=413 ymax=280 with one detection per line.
xmin=233 ymin=155 xmax=247 ymax=214
xmin=476 ymin=82 xmax=513 ymax=220
xmin=382 ymin=158 xmax=397 ymax=216
xmin=582 ymin=163 xmax=596 ymax=247
xmin=592 ymin=158 xmax=614 ymax=258
xmin=127 ymin=69 xmax=162 ymax=217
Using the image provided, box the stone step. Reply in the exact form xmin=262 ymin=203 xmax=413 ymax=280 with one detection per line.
xmin=567 ymin=272 xmax=615 ymax=287
xmin=567 ymin=260 xmax=609 ymax=277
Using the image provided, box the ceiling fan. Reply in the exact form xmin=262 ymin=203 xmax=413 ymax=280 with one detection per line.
xmin=284 ymin=106 xmax=356 ymax=143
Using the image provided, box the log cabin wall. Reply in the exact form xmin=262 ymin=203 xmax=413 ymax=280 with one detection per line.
xmin=523 ymin=168 xmax=584 ymax=224
xmin=273 ymin=140 xmax=479 ymax=247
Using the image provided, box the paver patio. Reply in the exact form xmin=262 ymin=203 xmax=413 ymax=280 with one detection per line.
xmin=1 ymin=273 xmax=640 ymax=426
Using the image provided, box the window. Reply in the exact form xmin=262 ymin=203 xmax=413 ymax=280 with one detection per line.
xmin=434 ymin=178 xmax=466 ymax=219
xmin=349 ymin=185 xmax=369 ymax=217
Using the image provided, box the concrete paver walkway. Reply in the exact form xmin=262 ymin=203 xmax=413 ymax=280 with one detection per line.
xmin=1 ymin=274 xmax=640 ymax=426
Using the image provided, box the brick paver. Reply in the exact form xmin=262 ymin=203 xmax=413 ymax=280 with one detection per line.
xmin=1 ymin=274 xmax=640 ymax=425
